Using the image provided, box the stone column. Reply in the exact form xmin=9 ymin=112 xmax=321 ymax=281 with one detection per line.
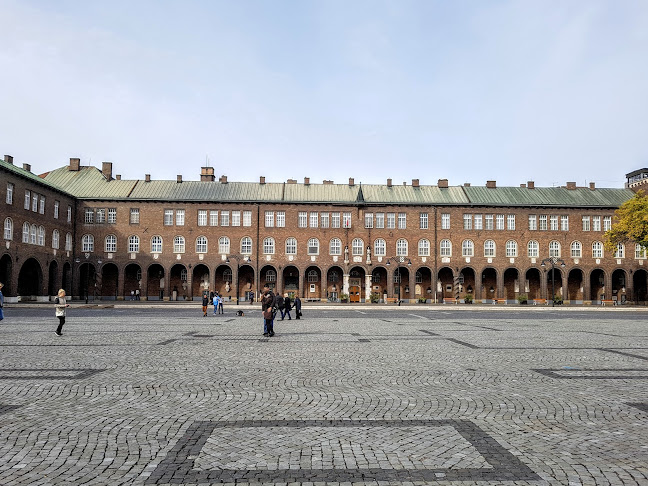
xmin=321 ymin=271 xmax=327 ymax=301
xmin=365 ymin=274 xmax=372 ymax=303
xmin=298 ymin=271 xmax=305 ymax=299
xmin=343 ymin=273 xmax=350 ymax=296
xmin=387 ymin=269 xmax=394 ymax=300
xmin=408 ymin=270 xmax=416 ymax=304
xmin=276 ymin=267 xmax=283 ymax=296
xmin=496 ymin=270 xmax=504 ymax=299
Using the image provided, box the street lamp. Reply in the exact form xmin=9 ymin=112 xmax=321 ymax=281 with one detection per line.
xmin=225 ymin=253 xmax=250 ymax=305
xmin=541 ymin=256 xmax=566 ymax=307
xmin=385 ymin=256 xmax=412 ymax=305
xmin=75 ymin=253 xmax=91 ymax=303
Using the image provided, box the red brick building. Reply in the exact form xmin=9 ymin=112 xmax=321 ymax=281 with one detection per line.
xmin=2 ymin=156 xmax=647 ymax=304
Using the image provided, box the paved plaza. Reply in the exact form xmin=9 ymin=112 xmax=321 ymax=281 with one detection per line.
xmin=0 ymin=305 xmax=647 ymax=485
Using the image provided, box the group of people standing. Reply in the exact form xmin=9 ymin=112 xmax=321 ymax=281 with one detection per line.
xmin=201 ymin=291 xmax=225 ymax=316
xmin=260 ymin=285 xmax=302 ymax=337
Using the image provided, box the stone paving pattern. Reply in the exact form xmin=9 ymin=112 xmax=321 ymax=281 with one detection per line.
xmin=0 ymin=307 xmax=647 ymax=485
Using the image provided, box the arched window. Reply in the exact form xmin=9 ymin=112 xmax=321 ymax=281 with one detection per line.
xmin=241 ymin=236 xmax=252 ymax=255
xmin=308 ymin=238 xmax=319 ymax=255
xmin=415 ymin=271 xmax=422 ymax=283
xmin=265 ymin=269 xmax=276 ymax=282
xmin=3 ymin=218 xmax=12 ymax=240
xmin=82 ymin=234 xmax=94 ymax=252
xmin=592 ymin=241 xmax=603 ymax=258
xmin=30 ymin=224 xmax=37 ymax=244
xmin=462 ymin=239 xmax=474 ymax=257
xmin=396 ymin=238 xmax=408 ymax=256
xmin=223 ymin=268 xmax=232 ymax=282
xmin=22 ymin=222 xmax=29 ymax=243
xmin=180 ymin=268 xmax=187 ymax=281
xmin=37 ymin=226 xmax=45 ymax=246
xmin=285 ymin=237 xmax=297 ymax=255
xmin=151 ymin=235 xmax=163 ymax=253
xmin=352 ymin=238 xmax=363 ymax=256
xmin=549 ymin=240 xmax=561 ymax=257
xmin=505 ymin=240 xmax=517 ymax=257
xmin=374 ymin=238 xmax=386 ymax=256
xmin=527 ymin=240 xmax=539 ymax=258
xmin=329 ymin=238 xmax=341 ymax=255
xmin=263 ymin=237 xmax=274 ymax=254
xmin=418 ymin=239 xmax=430 ymax=256
xmin=328 ymin=270 xmax=339 ymax=282
xmin=52 ymin=230 xmax=60 ymax=249
xmin=613 ymin=243 xmax=625 ymax=258
xmin=196 ymin=236 xmax=208 ymax=253
xmin=128 ymin=235 xmax=140 ymax=253
xmin=308 ymin=269 xmax=318 ymax=282
xmin=440 ymin=239 xmax=452 ymax=257
xmin=104 ymin=234 xmax=116 ymax=252
xmin=636 ymin=244 xmax=647 ymax=259
xmin=484 ymin=239 xmax=495 ymax=257
xmin=173 ymin=236 xmax=185 ymax=253
xmin=65 ymin=233 xmax=72 ymax=251
xmin=570 ymin=241 xmax=582 ymax=258
xmin=219 ymin=236 xmax=230 ymax=254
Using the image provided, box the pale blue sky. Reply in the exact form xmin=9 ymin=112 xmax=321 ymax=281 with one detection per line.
xmin=1 ymin=0 xmax=647 ymax=188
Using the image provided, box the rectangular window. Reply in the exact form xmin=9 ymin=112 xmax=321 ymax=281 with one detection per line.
xmin=320 ymin=212 xmax=329 ymax=228
xmin=310 ymin=212 xmax=319 ymax=228
xmin=198 ymin=210 xmax=207 ymax=226
xmin=343 ymin=212 xmax=352 ymax=228
xmin=108 ymin=208 xmax=116 ymax=224
xmin=507 ymin=214 xmax=515 ymax=230
xmin=231 ymin=210 xmax=241 ymax=226
xmin=54 ymin=201 xmax=59 ymax=219
xmin=210 ymin=210 xmax=218 ymax=226
xmin=603 ymin=216 xmax=612 ymax=231
xmin=397 ymin=212 xmax=406 ymax=229
xmin=474 ymin=214 xmax=482 ymax=230
xmin=387 ymin=213 xmax=395 ymax=229
xmin=24 ymin=190 xmax=30 ymax=210
xmin=539 ymin=215 xmax=547 ymax=231
xmin=96 ymin=208 xmax=106 ymax=223
xmin=276 ymin=211 xmax=285 ymax=227
xmin=298 ymin=211 xmax=307 ymax=228
xmin=463 ymin=214 xmax=472 ymax=230
xmin=6 ymin=183 xmax=13 ymax=204
xmin=528 ymin=215 xmax=537 ymax=230
xmin=176 ymin=209 xmax=185 ymax=226
xmin=496 ymin=214 xmax=504 ymax=230
xmin=485 ymin=215 xmax=494 ymax=230
xmin=441 ymin=213 xmax=450 ymax=230
xmin=561 ymin=215 xmax=569 ymax=231
xmin=550 ymin=215 xmax=558 ymax=231
xmin=130 ymin=208 xmax=140 ymax=224
xmin=365 ymin=212 xmax=373 ymax=229
xmin=420 ymin=213 xmax=428 ymax=229
xmin=636 ymin=244 xmax=647 ymax=259
xmin=84 ymin=208 xmax=94 ymax=224
xmin=331 ymin=212 xmax=340 ymax=228
xmin=593 ymin=216 xmax=601 ymax=232
xmin=243 ymin=210 xmax=252 ymax=227
xmin=164 ymin=209 xmax=174 ymax=226
xmin=67 ymin=206 xmax=72 ymax=223
xmin=220 ymin=211 xmax=229 ymax=226
xmin=265 ymin=211 xmax=274 ymax=228
xmin=376 ymin=213 xmax=385 ymax=229
xmin=582 ymin=216 xmax=590 ymax=231
xmin=39 ymin=196 xmax=45 ymax=214
xmin=32 ymin=193 xmax=38 ymax=212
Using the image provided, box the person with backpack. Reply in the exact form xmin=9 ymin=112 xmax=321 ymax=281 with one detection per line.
xmin=275 ymin=293 xmax=285 ymax=320
xmin=282 ymin=294 xmax=292 ymax=320
xmin=54 ymin=289 xmax=70 ymax=336
xmin=213 ymin=293 xmax=221 ymax=315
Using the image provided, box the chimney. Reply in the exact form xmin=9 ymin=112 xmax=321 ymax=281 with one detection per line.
xmin=589 ymin=182 xmax=596 ymax=190
xmin=387 ymin=178 xmax=392 ymax=187
xmin=520 ymin=183 xmax=526 ymax=188
xmin=200 ymin=166 xmax=215 ymax=182
xmin=69 ymin=157 xmax=80 ymax=171
xmin=219 ymin=175 xmax=228 ymax=184
xmin=566 ymin=181 xmax=576 ymax=190
xmin=323 ymin=180 xmax=333 ymax=185
xmin=145 ymin=174 xmax=151 ymax=182
xmin=177 ymin=175 xmax=182 ymax=183
xmin=260 ymin=176 xmax=266 ymax=184
xmin=403 ymin=181 xmax=407 ymax=186
xmin=527 ymin=181 xmax=535 ymax=189
xmin=304 ymin=177 xmax=310 ymax=185
xmin=116 ymin=174 xmax=121 ymax=180
xmin=412 ymin=179 xmax=420 ymax=187
xmin=486 ymin=180 xmax=496 ymax=189
xmin=3 ymin=155 xmax=13 ymax=165
xmin=349 ymin=178 xmax=355 ymax=186
xmin=287 ymin=179 xmax=297 ymax=184
xmin=464 ymin=183 xmax=471 ymax=187
xmin=22 ymin=163 xmax=31 ymax=172
xmin=102 ymin=162 xmax=112 ymax=180
xmin=438 ymin=179 xmax=449 ymax=188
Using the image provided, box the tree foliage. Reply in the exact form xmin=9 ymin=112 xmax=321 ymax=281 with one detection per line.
xmin=604 ymin=190 xmax=648 ymax=254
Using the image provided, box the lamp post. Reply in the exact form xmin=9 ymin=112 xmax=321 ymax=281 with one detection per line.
xmin=541 ymin=256 xmax=566 ymax=307
xmin=76 ymin=253 xmax=91 ymax=304
xmin=225 ymin=254 xmax=250 ymax=305
xmin=385 ymin=256 xmax=412 ymax=305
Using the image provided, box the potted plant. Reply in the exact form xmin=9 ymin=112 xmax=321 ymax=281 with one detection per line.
xmin=370 ymin=292 xmax=380 ymax=303
xmin=418 ymin=297 xmax=427 ymax=303
xmin=553 ymin=295 xmax=563 ymax=305
xmin=517 ymin=293 xmax=528 ymax=305
xmin=340 ymin=293 xmax=349 ymax=303
xmin=464 ymin=293 xmax=473 ymax=304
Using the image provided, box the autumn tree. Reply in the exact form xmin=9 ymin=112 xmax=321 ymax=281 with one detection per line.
xmin=604 ymin=190 xmax=648 ymax=254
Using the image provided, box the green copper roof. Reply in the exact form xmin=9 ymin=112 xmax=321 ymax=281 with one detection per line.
xmin=283 ymin=183 xmax=360 ymax=203
xmin=463 ymin=186 xmax=634 ymax=208
xmin=1 ymin=158 xmax=67 ymax=194
xmin=360 ymin=184 xmax=469 ymax=205
xmin=129 ymin=180 xmax=284 ymax=201
xmin=41 ymin=166 xmax=137 ymax=198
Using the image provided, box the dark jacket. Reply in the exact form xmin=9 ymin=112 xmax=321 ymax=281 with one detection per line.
xmin=284 ymin=296 xmax=291 ymax=310
xmin=202 ymin=294 xmax=209 ymax=306
xmin=274 ymin=294 xmax=284 ymax=309
xmin=293 ymin=296 xmax=301 ymax=311
xmin=261 ymin=291 xmax=274 ymax=311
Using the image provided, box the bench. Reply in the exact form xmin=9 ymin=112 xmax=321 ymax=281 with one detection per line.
xmin=532 ymin=299 xmax=547 ymax=306
xmin=493 ymin=298 xmax=508 ymax=305
xmin=385 ymin=297 xmax=398 ymax=304
xmin=601 ymin=300 xmax=615 ymax=306
xmin=443 ymin=298 xmax=457 ymax=304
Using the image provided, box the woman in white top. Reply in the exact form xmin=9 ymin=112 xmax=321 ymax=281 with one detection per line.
xmin=54 ymin=288 xmax=69 ymax=336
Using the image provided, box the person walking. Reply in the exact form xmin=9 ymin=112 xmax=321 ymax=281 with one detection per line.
xmin=294 ymin=295 xmax=302 ymax=320
xmin=283 ymin=294 xmax=292 ymax=320
xmin=213 ymin=293 xmax=221 ymax=315
xmin=54 ymin=289 xmax=69 ymax=336
xmin=218 ymin=293 xmax=224 ymax=314
xmin=261 ymin=285 xmax=274 ymax=336
xmin=201 ymin=290 xmax=209 ymax=317
xmin=0 ymin=282 xmax=5 ymax=322
xmin=275 ymin=293 xmax=285 ymax=320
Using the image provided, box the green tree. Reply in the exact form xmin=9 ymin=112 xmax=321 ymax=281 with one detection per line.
xmin=604 ymin=190 xmax=648 ymax=254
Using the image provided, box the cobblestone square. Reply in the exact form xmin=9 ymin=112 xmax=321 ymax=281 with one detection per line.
xmin=0 ymin=306 xmax=647 ymax=485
